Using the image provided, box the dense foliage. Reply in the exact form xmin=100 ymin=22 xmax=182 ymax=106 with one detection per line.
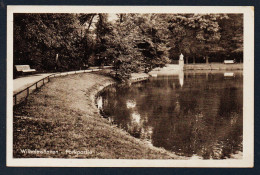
xmin=14 ymin=14 xmax=87 ymax=71
xmin=14 ymin=13 xmax=243 ymax=79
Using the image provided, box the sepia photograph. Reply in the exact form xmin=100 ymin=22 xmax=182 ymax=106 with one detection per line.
xmin=6 ymin=6 xmax=254 ymax=167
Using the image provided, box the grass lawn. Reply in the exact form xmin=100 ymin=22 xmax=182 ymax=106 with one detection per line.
xmin=13 ymin=73 xmax=183 ymax=159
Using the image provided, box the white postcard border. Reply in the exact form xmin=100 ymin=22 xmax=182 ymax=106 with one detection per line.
xmin=6 ymin=6 xmax=254 ymax=167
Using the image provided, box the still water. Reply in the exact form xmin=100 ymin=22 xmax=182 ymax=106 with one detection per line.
xmin=98 ymin=71 xmax=243 ymax=159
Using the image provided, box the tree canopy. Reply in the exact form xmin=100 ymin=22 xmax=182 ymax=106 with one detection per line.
xmin=14 ymin=13 xmax=243 ymax=79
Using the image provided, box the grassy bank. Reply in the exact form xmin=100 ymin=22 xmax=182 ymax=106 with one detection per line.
xmin=184 ymin=63 xmax=243 ymax=70
xmin=13 ymin=73 xmax=183 ymax=159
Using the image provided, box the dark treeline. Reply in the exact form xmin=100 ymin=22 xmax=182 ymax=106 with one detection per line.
xmin=14 ymin=13 xmax=243 ymax=80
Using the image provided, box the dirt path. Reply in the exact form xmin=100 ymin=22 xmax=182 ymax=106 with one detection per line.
xmin=13 ymin=73 xmax=53 ymax=94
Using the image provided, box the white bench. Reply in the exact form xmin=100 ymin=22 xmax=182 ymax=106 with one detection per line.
xmin=15 ymin=65 xmax=36 ymax=73
xmin=224 ymin=60 xmax=235 ymax=64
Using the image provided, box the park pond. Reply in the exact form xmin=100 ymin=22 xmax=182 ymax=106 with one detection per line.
xmin=97 ymin=70 xmax=243 ymax=159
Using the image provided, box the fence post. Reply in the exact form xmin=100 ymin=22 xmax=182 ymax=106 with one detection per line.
xmin=27 ymin=88 xmax=29 ymax=97
xmin=14 ymin=95 xmax=17 ymax=105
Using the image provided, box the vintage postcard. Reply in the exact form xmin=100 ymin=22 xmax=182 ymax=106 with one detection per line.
xmin=6 ymin=6 xmax=254 ymax=167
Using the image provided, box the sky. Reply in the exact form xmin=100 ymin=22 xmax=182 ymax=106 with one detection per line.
xmin=107 ymin=13 xmax=118 ymax=22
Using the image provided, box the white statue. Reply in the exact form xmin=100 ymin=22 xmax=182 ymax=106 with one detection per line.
xmin=179 ymin=53 xmax=184 ymax=61
xmin=179 ymin=53 xmax=184 ymax=70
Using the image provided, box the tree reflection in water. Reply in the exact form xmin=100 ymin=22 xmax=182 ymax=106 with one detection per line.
xmin=100 ymin=71 xmax=243 ymax=159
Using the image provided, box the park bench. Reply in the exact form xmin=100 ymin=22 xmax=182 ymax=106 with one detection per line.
xmin=15 ymin=65 xmax=36 ymax=74
xmin=224 ymin=60 xmax=235 ymax=64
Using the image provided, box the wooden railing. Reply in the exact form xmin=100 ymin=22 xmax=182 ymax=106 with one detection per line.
xmin=13 ymin=68 xmax=107 ymax=106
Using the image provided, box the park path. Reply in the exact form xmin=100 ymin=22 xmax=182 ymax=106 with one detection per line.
xmin=13 ymin=69 xmax=102 ymax=105
xmin=13 ymin=66 xmax=114 ymax=98
xmin=13 ymin=73 xmax=53 ymax=94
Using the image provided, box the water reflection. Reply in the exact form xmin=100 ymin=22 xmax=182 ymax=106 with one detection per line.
xmin=100 ymin=71 xmax=243 ymax=159
xmin=179 ymin=70 xmax=184 ymax=87
xmin=96 ymin=96 xmax=103 ymax=110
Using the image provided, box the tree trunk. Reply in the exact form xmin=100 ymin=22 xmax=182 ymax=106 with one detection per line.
xmin=120 ymin=14 xmax=123 ymax=23
xmin=87 ymin=15 xmax=95 ymax=31
xmin=193 ymin=57 xmax=195 ymax=64
xmin=186 ymin=57 xmax=188 ymax=64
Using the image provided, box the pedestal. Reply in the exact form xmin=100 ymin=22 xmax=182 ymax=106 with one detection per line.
xmin=179 ymin=59 xmax=184 ymax=70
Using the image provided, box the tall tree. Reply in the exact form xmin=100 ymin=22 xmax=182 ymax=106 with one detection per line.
xmin=102 ymin=13 xmax=172 ymax=80
xmin=168 ymin=14 xmax=226 ymax=64
xmin=14 ymin=13 xmax=89 ymax=71
xmin=218 ymin=14 xmax=243 ymax=62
